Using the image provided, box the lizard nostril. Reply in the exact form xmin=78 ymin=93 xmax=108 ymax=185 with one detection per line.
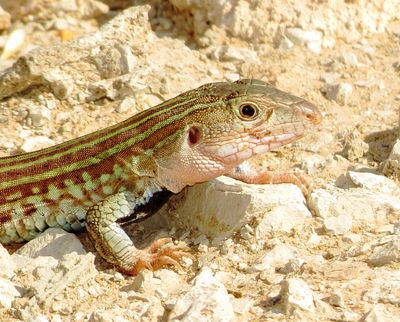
xmin=188 ymin=126 xmax=201 ymax=145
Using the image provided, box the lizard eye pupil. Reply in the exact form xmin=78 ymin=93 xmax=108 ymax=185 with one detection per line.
xmin=239 ymin=103 xmax=258 ymax=119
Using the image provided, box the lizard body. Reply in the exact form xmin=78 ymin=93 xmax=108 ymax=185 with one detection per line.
xmin=0 ymin=79 xmax=321 ymax=274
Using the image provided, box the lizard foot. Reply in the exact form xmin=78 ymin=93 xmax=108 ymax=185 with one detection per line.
xmin=122 ymin=238 xmax=192 ymax=275
xmin=253 ymin=172 xmax=310 ymax=195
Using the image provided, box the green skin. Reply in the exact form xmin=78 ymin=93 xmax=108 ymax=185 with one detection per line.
xmin=0 ymin=79 xmax=321 ymax=274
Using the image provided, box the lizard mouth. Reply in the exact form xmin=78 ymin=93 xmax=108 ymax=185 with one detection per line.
xmin=200 ymin=130 xmax=304 ymax=165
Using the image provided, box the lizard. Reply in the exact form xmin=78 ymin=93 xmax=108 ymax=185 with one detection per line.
xmin=0 ymin=79 xmax=321 ymax=275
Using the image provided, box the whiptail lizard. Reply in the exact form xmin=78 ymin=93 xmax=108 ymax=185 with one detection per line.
xmin=0 ymin=79 xmax=321 ymax=274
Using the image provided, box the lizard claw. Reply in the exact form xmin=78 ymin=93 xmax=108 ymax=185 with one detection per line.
xmin=121 ymin=238 xmax=193 ymax=275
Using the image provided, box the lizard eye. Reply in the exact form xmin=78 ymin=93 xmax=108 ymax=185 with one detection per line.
xmin=239 ymin=103 xmax=259 ymax=120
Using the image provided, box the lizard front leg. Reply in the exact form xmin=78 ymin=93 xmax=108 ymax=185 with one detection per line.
xmin=228 ymin=160 xmax=309 ymax=194
xmin=86 ymin=191 xmax=188 ymax=275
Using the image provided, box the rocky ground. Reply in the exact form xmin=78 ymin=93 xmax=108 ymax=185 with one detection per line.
xmin=0 ymin=1 xmax=399 ymax=321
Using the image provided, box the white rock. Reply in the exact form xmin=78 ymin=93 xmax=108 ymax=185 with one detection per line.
xmin=169 ymin=267 xmax=234 ymax=321
xmin=153 ymin=269 xmax=183 ymax=295
xmin=27 ymin=106 xmax=52 ymax=127
xmin=345 ymin=171 xmax=400 ymax=195
xmin=367 ymin=239 xmax=400 ymax=266
xmin=251 ymin=244 xmax=299 ymax=273
xmin=324 ymin=83 xmax=353 ymax=106
xmin=309 ymin=186 xmax=400 ymax=229
xmin=0 ymin=276 xmax=21 ymax=309
xmin=21 ymin=136 xmax=56 ymax=152
xmin=322 ymin=37 xmax=336 ymax=48
xmin=363 ymin=304 xmax=395 ymax=322
xmin=131 ymin=270 xmax=157 ymax=293
xmin=280 ymin=278 xmax=315 ymax=314
xmin=338 ymin=52 xmax=359 ymax=67
xmin=0 ymin=244 xmax=14 ymax=278
xmin=116 ymin=44 xmax=137 ymax=74
xmin=306 ymin=40 xmax=322 ymax=54
xmin=12 ymin=254 xmax=58 ymax=272
xmin=116 ymin=96 xmax=136 ymax=113
xmin=324 ymin=290 xmax=345 ymax=308
xmin=15 ymin=228 xmax=86 ymax=260
xmin=285 ymin=28 xmax=322 ymax=45
xmin=215 ymin=45 xmax=260 ymax=64
xmin=29 ymin=252 xmax=97 ymax=308
xmin=280 ymin=258 xmax=305 ymax=274
xmin=342 ymin=232 xmax=362 ymax=243
xmin=362 ymin=270 xmax=400 ymax=305
xmin=43 ymin=69 xmax=75 ymax=100
xmin=164 ymin=176 xmax=310 ymax=241
xmin=300 ymin=155 xmax=326 ymax=174
xmin=256 ymin=205 xmax=309 ymax=236
xmin=340 ymin=310 xmax=361 ymax=321
xmin=0 ymin=28 xmax=26 ymax=60
xmin=230 ymin=297 xmax=253 ymax=316
xmin=320 ymin=72 xmax=339 ymax=85
xmin=278 ymin=37 xmax=294 ymax=50
xmin=324 ymin=215 xmax=353 ymax=235
xmin=224 ymin=73 xmax=240 ymax=82
xmin=240 ymin=224 xmax=254 ymax=240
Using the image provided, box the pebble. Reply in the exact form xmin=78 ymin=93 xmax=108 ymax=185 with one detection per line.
xmin=342 ymin=232 xmax=362 ymax=243
xmin=251 ymin=243 xmax=299 ymax=273
xmin=362 ymin=270 xmax=400 ymax=305
xmin=214 ymin=45 xmax=260 ymax=64
xmin=256 ymin=205 xmax=309 ymax=236
xmin=338 ymin=52 xmax=359 ymax=67
xmin=0 ymin=28 xmax=26 ymax=60
xmin=224 ymin=73 xmax=240 ymax=82
xmin=285 ymin=28 xmax=322 ymax=45
xmin=115 ymin=96 xmax=136 ymax=113
xmin=324 ymin=290 xmax=345 ymax=308
xmin=279 ymin=258 xmax=305 ymax=274
xmin=20 ymin=136 xmax=56 ymax=152
xmin=324 ymin=214 xmax=353 ymax=235
xmin=278 ymin=37 xmax=294 ymax=50
xmin=306 ymin=40 xmax=322 ymax=54
xmin=280 ymin=278 xmax=315 ymax=314
xmin=323 ymin=82 xmax=353 ymax=105
xmin=345 ymin=171 xmax=400 ymax=195
xmin=320 ymin=72 xmax=339 ymax=85
xmin=367 ymin=239 xmax=400 ymax=266
xmin=240 ymin=224 xmax=254 ymax=240
xmin=310 ymin=187 xmax=400 ymax=229
xmin=27 ymin=106 xmax=51 ymax=127
xmin=300 ymin=155 xmax=326 ymax=174
xmin=0 ymin=276 xmax=21 ymax=309
xmin=169 ymin=267 xmax=235 ymax=321
xmin=14 ymin=228 xmax=86 ymax=260
xmin=363 ymin=304 xmax=394 ymax=322
xmin=0 ymin=244 xmax=14 ymax=278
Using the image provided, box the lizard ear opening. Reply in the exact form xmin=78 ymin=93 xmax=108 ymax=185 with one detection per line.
xmin=188 ymin=125 xmax=202 ymax=145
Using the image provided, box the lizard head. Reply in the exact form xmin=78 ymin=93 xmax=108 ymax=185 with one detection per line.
xmin=155 ymin=79 xmax=322 ymax=192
